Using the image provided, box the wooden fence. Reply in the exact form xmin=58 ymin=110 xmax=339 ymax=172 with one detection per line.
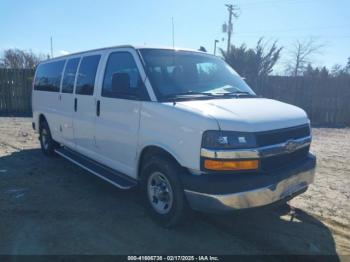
xmin=246 ymin=76 xmax=350 ymax=126
xmin=0 ymin=69 xmax=349 ymax=126
xmin=0 ymin=69 xmax=34 ymax=115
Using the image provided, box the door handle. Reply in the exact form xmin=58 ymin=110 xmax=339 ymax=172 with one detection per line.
xmin=96 ymin=100 xmax=100 ymax=116
xmin=74 ymin=98 xmax=77 ymax=112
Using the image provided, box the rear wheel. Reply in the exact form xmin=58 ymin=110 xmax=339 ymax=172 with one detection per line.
xmin=39 ymin=120 xmax=58 ymax=156
xmin=141 ymin=155 xmax=189 ymax=228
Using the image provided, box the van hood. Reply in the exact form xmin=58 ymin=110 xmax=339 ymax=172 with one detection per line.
xmin=176 ymin=98 xmax=309 ymax=132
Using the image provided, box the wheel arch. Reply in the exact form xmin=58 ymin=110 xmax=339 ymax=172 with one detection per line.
xmin=38 ymin=113 xmax=48 ymax=130
xmin=137 ymin=145 xmax=184 ymax=179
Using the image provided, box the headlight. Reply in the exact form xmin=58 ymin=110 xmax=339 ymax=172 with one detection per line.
xmin=201 ymin=130 xmax=256 ymax=149
xmin=201 ymin=130 xmax=258 ymax=171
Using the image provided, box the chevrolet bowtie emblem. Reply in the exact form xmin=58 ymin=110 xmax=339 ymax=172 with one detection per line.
xmin=285 ymin=140 xmax=299 ymax=153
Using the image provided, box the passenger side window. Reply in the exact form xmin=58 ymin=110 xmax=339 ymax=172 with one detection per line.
xmin=102 ymin=52 xmax=148 ymax=100
xmin=61 ymin=58 xmax=80 ymax=93
xmin=34 ymin=60 xmax=65 ymax=92
xmin=76 ymin=55 xmax=101 ymax=95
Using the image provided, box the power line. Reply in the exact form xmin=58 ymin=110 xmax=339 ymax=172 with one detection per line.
xmin=238 ymin=0 xmax=322 ymax=7
xmin=233 ymin=34 xmax=350 ymax=39
xmin=234 ymin=25 xmax=350 ymax=35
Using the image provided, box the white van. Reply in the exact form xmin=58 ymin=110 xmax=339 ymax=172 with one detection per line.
xmin=32 ymin=45 xmax=316 ymax=227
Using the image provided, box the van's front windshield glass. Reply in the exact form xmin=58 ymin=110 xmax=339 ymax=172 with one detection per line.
xmin=139 ymin=49 xmax=256 ymax=101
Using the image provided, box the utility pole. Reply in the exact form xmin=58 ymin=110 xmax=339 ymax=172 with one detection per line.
xmin=225 ymin=4 xmax=239 ymax=54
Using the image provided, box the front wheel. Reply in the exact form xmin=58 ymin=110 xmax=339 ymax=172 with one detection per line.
xmin=39 ymin=120 xmax=58 ymax=156
xmin=141 ymin=155 xmax=189 ymax=228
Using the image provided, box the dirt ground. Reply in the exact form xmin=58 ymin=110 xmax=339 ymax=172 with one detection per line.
xmin=0 ymin=117 xmax=349 ymax=256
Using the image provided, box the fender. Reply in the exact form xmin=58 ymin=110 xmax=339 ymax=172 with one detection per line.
xmin=137 ymin=142 xmax=184 ymax=172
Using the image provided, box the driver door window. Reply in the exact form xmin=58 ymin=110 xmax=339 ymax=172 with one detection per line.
xmin=102 ymin=52 xmax=148 ymax=100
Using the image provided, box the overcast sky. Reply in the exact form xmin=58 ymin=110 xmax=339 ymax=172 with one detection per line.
xmin=1 ymin=0 xmax=349 ymax=72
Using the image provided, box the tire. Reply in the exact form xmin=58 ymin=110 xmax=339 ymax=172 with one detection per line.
xmin=39 ymin=120 xmax=58 ymax=156
xmin=140 ymin=155 xmax=189 ymax=228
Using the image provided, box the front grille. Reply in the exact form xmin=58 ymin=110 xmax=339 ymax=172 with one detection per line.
xmin=255 ymin=124 xmax=310 ymax=147
xmin=260 ymin=146 xmax=310 ymax=172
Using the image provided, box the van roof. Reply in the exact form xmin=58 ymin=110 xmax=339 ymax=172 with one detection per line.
xmin=40 ymin=45 xmax=210 ymax=64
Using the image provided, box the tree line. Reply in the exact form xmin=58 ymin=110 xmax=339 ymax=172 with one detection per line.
xmin=220 ymin=38 xmax=350 ymax=79
xmin=0 ymin=49 xmax=47 ymax=70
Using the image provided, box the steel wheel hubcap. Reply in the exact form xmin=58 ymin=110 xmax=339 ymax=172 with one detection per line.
xmin=147 ymin=172 xmax=173 ymax=214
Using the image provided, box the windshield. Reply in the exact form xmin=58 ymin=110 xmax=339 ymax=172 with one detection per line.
xmin=139 ymin=49 xmax=255 ymax=101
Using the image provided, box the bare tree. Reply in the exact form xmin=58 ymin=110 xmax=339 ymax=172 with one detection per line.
xmin=331 ymin=59 xmax=350 ymax=77
xmin=2 ymin=49 xmax=44 ymax=69
xmin=285 ymin=38 xmax=324 ymax=76
xmin=331 ymin=64 xmax=344 ymax=76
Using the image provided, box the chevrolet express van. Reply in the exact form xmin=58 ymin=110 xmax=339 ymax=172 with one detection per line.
xmin=32 ymin=46 xmax=316 ymax=227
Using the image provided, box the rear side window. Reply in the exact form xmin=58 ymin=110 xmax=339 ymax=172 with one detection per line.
xmin=102 ymin=52 xmax=149 ymax=100
xmin=75 ymin=55 xmax=101 ymax=95
xmin=62 ymin=58 xmax=80 ymax=93
xmin=34 ymin=60 xmax=65 ymax=92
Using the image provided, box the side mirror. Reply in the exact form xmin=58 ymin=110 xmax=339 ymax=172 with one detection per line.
xmin=112 ymin=72 xmax=130 ymax=93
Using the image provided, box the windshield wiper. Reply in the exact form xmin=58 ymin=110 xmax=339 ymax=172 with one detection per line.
xmin=163 ymin=91 xmax=256 ymax=101
xmin=164 ymin=91 xmax=216 ymax=100
xmin=212 ymin=91 xmax=257 ymax=98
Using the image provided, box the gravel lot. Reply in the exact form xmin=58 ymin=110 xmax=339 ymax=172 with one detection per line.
xmin=0 ymin=117 xmax=349 ymax=256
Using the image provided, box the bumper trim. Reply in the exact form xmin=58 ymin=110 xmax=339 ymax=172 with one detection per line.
xmin=184 ymin=163 xmax=315 ymax=212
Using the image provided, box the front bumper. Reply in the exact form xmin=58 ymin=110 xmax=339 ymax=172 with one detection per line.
xmin=184 ymin=154 xmax=316 ymax=213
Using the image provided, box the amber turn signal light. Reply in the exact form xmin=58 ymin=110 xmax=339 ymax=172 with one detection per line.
xmin=204 ymin=159 xmax=259 ymax=171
